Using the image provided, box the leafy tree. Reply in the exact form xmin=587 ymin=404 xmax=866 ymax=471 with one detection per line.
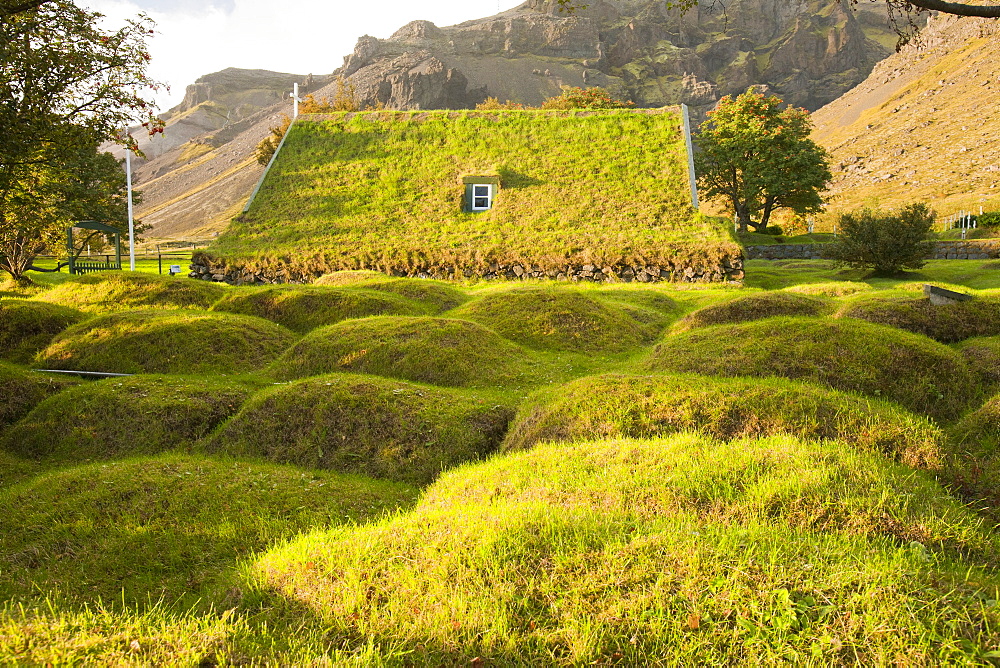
xmin=694 ymin=89 xmax=831 ymax=233
xmin=824 ymin=203 xmax=936 ymax=276
xmin=0 ymin=0 xmax=160 ymax=282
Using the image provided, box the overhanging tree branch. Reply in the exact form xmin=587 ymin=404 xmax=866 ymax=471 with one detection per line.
xmin=903 ymin=0 xmax=1000 ymax=17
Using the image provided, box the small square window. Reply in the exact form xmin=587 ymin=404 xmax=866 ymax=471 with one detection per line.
xmin=471 ymin=184 xmax=492 ymax=211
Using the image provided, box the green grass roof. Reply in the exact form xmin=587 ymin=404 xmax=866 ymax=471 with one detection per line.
xmin=215 ymin=110 xmax=736 ymax=274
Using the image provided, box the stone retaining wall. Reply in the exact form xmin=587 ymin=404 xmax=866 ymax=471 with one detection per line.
xmin=746 ymin=239 xmax=1000 ymax=261
xmin=188 ymin=254 xmax=746 ymax=285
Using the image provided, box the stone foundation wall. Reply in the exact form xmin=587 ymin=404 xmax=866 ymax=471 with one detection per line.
xmin=746 ymin=239 xmax=1000 ymax=261
xmin=188 ymin=254 xmax=746 ymax=285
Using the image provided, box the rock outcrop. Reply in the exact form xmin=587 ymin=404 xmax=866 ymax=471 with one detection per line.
xmin=324 ymin=0 xmax=898 ymax=115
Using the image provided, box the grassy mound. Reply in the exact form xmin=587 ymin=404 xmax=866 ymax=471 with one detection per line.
xmin=32 ymin=272 xmax=225 ymax=313
xmin=0 ymin=454 xmax=417 ymax=609
xmin=982 ymin=260 xmax=1000 ymax=270
xmin=645 ymin=317 xmax=977 ymax=422
xmin=0 ymin=299 xmax=83 ymax=364
xmin=783 ymin=281 xmax=873 ymax=297
xmin=0 ymin=362 xmax=74 ymax=432
xmin=254 ymin=434 xmax=1000 ymax=664
xmin=956 ymin=335 xmax=1000 ymax=390
xmin=504 ymin=373 xmax=945 ymax=468
xmin=672 ymin=292 xmax=828 ymax=332
xmin=0 ymin=451 xmax=37 ymax=489
xmin=449 ymin=286 xmax=666 ymax=353
xmin=270 ymin=316 xmax=545 ymax=389
xmin=835 ymin=292 xmax=1000 ymax=343
xmin=313 ymin=270 xmax=386 ymax=285
xmin=36 ymin=310 xmax=297 ymax=375
xmin=211 ymin=285 xmax=423 ymax=333
xmin=2 ymin=375 xmax=255 ymax=464
xmin=315 ymin=274 xmax=468 ymax=313
xmin=217 ymin=111 xmax=735 ymax=278
xmin=207 ymin=374 xmax=513 ymax=485
xmin=950 ymin=393 xmax=1000 ymax=505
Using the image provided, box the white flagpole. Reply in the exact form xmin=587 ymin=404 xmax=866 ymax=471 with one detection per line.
xmin=125 ymin=134 xmax=135 ymax=271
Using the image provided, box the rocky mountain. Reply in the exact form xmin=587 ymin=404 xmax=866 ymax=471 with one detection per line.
xmin=811 ymin=13 xmax=1000 ymax=217
xmin=330 ymin=0 xmax=898 ymax=115
xmin=131 ymin=0 xmax=902 ymax=242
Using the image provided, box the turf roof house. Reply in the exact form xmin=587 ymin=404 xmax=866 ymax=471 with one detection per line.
xmin=193 ymin=109 xmax=743 ymax=285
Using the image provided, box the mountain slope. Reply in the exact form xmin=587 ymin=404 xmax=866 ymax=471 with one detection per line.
xmin=811 ymin=14 xmax=1000 ymax=217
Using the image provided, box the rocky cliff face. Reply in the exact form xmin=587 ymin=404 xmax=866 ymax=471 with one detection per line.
xmin=325 ymin=0 xmax=898 ymax=115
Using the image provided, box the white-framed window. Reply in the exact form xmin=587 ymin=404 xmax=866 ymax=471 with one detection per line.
xmin=471 ymin=184 xmax=493 ymax=210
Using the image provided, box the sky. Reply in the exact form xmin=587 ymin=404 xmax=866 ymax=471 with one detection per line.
xmin=81 ymin=0 xmax=519 ymax=112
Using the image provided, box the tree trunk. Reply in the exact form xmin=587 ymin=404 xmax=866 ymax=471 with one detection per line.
xmin=734 ymin=200 xmax=752 ymax=233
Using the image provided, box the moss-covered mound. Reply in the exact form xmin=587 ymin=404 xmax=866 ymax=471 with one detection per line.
xmin=207 ymin=374 xmax=513 ymax=485
xmin=313 ymin=270 xmax=386 ymax=285
xmin=645 ymin=317 xmax=976 ymax=422
xmin=0 ymin=454 xmax=417 ymax=608
xmin=254 ymin=435 xmax=1000 ymax=664
xmin=835 ymin=292 xmax=1000 ymax=343
xmin=450 ymin=287 xmax=665 ymax=353
xmin=315 ymin=274 xmax=468 ymax=313
xmin=783 ymin=281 xmax=873 ymax=297
xmin=36 ymin=310 xmax=297 ymax=375
xmin=0 ymin=362 xmax=74 ymax=432
xmin=0 ymin=300 xmax=83 ymax=364
xmin=504 ymin=373 xmax=944 ymax=468
xmin=270 ymin=316 xmax=545 ymax=389
xmin=211 ymin=285 xmax=423 ymax=333
xmin=956 ymin=335 xmax=1000 ymax=390
xmin=949 ymin=393 xmax=1000 ymax=504
xmin=32 ymin=272 xmax=225 ymax=313
xmin=2 ymin=375 xmax=254 ymax=464
xmin=672 ymin=292 xmax=828 ymax=332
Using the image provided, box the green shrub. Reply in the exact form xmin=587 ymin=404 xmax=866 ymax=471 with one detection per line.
xmin=253 ymin=434 xmax=1000 ymax=664
xmin=979 ymin=211 xmax=1000 ymax=229
xmin=2 ymin=375 xmax=254 ymax=464
xmin=835 ymin=292 xmax=1000 ymax=343
xmin=503 ymin=373 xmax=945 ymax=469
xmin=645 ymin=317 xmax=977 ymax=422
xmin=270 ymin=316 xmax=546 ymax=390
xmin=0 ymin=362 xmax=74 ymax=432
xmin=764 ymin=225 xmax=783 ymax=236
xmin=211 ymin=285 xmax=424 ymax=333
xmin=36 ymin=310 xmax=298 ymax=375
xmin=449 ymin=286 xmax=666 ymax=353
xmin=31 ymin=272 xmax=225 ymax=312
xmin=0 ymin=454 xmax=417 ymax=608
xmin=0 ymin=300 xmax=83 ymax=364
xmin=672 ymin=292 xmax=828 ymax=332
xmin=955 ymin=336 xmax=1000 ymax=389
xmin=823 ymin=203 xmax=936 ymax=275
xmin=207 ymin=374 xmax=513 ymax=485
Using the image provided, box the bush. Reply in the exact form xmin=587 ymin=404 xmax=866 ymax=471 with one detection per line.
xmin=823 ymin=203 xmax=935 ymax=275
xmin=764 ymin=225 xmax=783 ymax=236
xmin=0 ymin=300 xmax=83 ymax=364
xmin=503 ymin=373 xmax=946 ymax=469
xmin=2 ymin=375 xmax=255 ymax=463
xmin=207 ymin=374 xmax=514 ymax=485
xmin=36 ymin=309 xmax=298 ymax=375
xmin=539 ymin=86 xmax=634 ymax=110
xmin=978 ymin=211 xmax=1000 ymax=229
xmin=645 ymin=317 xmax=978 ymax=422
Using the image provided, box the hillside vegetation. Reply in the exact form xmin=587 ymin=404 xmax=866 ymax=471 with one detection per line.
xmin=213 ymin=110 xmax=735 ymax=277
xmin=3 ymin=263 xmax=1000 ymax=663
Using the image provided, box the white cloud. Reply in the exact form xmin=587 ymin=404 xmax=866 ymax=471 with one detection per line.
xmin=83 ymin=0 xmax=518 ymax=112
